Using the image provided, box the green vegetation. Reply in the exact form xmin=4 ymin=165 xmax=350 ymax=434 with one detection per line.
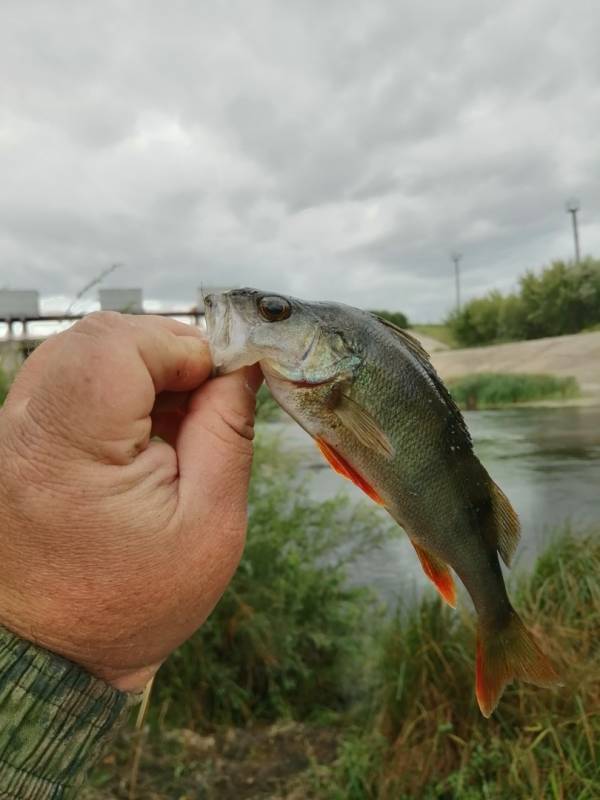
xmin=153 ymin=433 xmax=391 ymax=728
xmin=88 ymin=434 xmax=598 ymax=799
xmin=370 ymin=309 xmax=409 ymax=329
xmin=411 ymin=323 xmax=458 ymax=348
xmin=448 ymin=372 xmax=580 ymax=410
xmin=0 ymin=368 xmax=8 ymax=405
xmin=448 ymin=257 xmax=600 ymax=346
xmin=255 ymin=383 xmax=281 ymax=421
xmin=314 ymin=533 xmax=599 ymax=799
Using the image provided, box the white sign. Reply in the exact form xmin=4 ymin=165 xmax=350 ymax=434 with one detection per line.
xmin=98 ymin=288 xmax=143 ymax=313
xmin=0 ymin=290 xmax=40 ymax=319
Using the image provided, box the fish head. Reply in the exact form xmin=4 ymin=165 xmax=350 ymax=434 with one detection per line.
xmin=204 ymin=288 xmax=360 ymax=384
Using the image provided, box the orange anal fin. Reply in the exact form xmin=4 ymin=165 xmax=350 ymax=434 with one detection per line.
xmin=315 ymin=437 xmax=385 ymax=505
xmin=411 ymin=542 xmax=457 ymax=608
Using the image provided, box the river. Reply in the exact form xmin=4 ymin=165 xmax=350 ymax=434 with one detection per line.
xmin=263 ymin=405 xmax=600 ymax=606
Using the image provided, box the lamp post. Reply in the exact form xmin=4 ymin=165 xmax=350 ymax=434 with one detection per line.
xmin=565 ymin=198 xmax=581 ymax=264
xmin=451 ymin=251 xmax=462 ymax=313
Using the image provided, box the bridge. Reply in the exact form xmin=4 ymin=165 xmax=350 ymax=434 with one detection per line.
xmin=0 ymin=287 xmax=218 ymax=376
xmin=1 ymin=309 xmax=204 ymax=339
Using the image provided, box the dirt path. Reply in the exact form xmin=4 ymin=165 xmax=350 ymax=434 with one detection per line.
xmin=419 ymin=330 xmax=600 ymax=401
xmin=83 ymin=722 xmax=339 ymax=800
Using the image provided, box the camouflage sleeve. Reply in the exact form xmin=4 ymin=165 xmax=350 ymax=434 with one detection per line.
xmin=0 ymin=626 xmax=135 ymax=799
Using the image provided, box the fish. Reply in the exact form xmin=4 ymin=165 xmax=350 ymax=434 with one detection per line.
xmin=204 ymin=287 xmax=560 ymax=717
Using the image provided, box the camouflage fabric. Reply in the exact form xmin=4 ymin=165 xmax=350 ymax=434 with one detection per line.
xmin=0 ymin=626 xmax=132 ymax=799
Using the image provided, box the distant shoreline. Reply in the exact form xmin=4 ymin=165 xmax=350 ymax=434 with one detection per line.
xmin=422 ymin=328 xmax=600 ymax=405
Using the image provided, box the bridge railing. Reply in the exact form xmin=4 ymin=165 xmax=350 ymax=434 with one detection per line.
xmin=0 ymin=310 xmax=204 ymax=341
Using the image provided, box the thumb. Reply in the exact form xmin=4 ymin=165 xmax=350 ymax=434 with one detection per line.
xmin=176 ymin=365 xmax=263 ymax=526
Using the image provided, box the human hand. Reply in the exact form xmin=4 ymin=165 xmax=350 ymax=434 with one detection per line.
xmin=0 ymin=313 xmax=261 ymax=691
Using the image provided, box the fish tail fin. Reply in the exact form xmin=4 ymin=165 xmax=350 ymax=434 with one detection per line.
xmin=476 ymin=609 xmax=560 ymax=717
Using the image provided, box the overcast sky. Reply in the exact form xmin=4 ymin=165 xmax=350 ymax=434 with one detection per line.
xmin=1 ymin=0 xmax=599 ymax=321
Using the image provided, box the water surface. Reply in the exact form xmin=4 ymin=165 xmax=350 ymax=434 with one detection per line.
xmin=263 ymin=405 xmax=600 ymax=605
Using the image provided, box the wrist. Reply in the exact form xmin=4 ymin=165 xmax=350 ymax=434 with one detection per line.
xmin=0 ymin=615 xmax=159 ymax=694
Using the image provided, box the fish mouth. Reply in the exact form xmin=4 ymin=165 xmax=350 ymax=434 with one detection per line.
xmin=204 ymin=290 xmax=258 ymax=375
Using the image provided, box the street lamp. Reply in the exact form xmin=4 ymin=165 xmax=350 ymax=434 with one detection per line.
xmin=451 ymin=252 xmax=462 ymax=313
xmin=565 ymin=198 xmax=581 ymax=263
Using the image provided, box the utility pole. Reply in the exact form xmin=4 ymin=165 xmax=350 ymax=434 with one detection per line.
xmin=451 ymin=252 xmax=462 ymax=313
xmin=565 ymin=198 xmax=581 ymax=263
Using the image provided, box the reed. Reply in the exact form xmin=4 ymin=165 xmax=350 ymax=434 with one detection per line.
xmin=319 ymin=532 xmax=599 ymax=799
xmin=448 ymin=372 xmax=579 ymax=409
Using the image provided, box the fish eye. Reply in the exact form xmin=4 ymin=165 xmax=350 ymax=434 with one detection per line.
xmin=258 ymin=295 xmax=292 ymax=322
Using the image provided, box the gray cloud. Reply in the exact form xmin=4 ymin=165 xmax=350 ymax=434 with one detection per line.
xmin=1 ymin=0 xmax=599 ymax=321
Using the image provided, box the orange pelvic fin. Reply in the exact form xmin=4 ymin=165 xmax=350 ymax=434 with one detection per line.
xmin=411 ymin=542 xmax=457 ymax=608
xmin=476 ymin=611 xmax=560 ymax=717
xmin=315 ymin=437 xmax=385 ymax=505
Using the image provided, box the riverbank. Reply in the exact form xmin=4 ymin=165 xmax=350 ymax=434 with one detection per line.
xmin=427 ymin=329 xmax=600 ymax=404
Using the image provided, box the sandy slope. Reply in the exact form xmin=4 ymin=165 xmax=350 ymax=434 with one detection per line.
xmin=421 ymin=330 xmax=600 ymax=400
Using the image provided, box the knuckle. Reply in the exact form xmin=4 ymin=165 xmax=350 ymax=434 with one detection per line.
xmin=73 ymin=311 xmax=126 ymax=337
xmin=217 ymin=406 xmax=255 ymax=443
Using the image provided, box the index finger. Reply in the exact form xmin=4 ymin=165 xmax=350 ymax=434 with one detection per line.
xmin=7 ymin=313 xmax=213 ymax=465
xmin=121 ymin=314 xmax=212 ymax=394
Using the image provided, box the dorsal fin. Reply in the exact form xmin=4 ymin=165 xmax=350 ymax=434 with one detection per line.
xmin=371 ymin=314 xmax=472 ymax=448
xmin=372 ymin=315 xmax=432 ymax=362
xmin=490 ymin=481 xmax=521 ymax=566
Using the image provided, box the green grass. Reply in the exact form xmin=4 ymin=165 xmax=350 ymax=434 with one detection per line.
xmin=448 ymin=372 xmax=580 ymax=410
xmin=315 ymin=532 xmax=600 ymax=799
xmin=411 ymin=324 xmax=458 ymax=348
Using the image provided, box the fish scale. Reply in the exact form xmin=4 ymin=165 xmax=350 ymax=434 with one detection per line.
xmin=205 ymin=287 xmax=560 ymax=717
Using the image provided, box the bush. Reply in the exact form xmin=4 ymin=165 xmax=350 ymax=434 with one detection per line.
xmin=447 ymin=291 xmax=505 ymax=347
xmin=448 ymin=372 xmax=579 ymax=409
xmin=520 ymin=258 xmax=600 ymax=338
xmin=448 ymin=257 xmax=600 ymax=346
xmin=153 ymin=433 xmax=392 ymax=728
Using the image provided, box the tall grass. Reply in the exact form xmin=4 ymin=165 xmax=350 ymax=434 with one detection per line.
xmin=153 ymin=432 xmax=392 ymax=728
xmin=317 ymin=533 xmax=599 ymax=799
xmin=448 ymin=372 xmax=579 ymax=409
xmin=90 ymin=499 xmax=598 ymax=798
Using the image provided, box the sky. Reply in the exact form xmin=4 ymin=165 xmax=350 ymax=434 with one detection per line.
xmin=1 ymin=0 xmax=599 ymax=322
